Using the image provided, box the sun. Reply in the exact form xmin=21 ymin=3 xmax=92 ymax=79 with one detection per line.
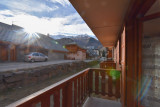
xmin=23 ymin=27 xmax=40 ymax=39
xmin=24 ymin=27 xmax=35 ymax=34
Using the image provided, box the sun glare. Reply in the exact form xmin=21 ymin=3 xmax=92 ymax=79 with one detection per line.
xmin=23 ymin=27 xmax=40 ymax=40
xmin=24 ymin=27 xmax=35 ymax=34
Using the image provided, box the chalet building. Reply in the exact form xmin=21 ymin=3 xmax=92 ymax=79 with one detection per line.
xmin=7 ymin=0 xmax=160 ymax=107
xmin=0 ymin=22 xmax=68 ymax=62
xmin=65 ymin=42 xmax=86 ymax=60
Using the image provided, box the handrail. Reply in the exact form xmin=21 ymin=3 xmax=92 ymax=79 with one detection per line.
xmin=7 ymin=68 xmax=121 ymax=107
xmin=7 ymin=68 xmax=90 ymax=107
xmin=100 ymin=61 xmax=116 ymax=69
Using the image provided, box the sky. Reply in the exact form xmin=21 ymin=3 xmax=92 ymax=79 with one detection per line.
xmin=0 ymin=0 xmax=95 ymax=37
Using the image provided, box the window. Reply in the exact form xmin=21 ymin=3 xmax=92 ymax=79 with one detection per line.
xmin=39 ymin=53 xmax=45 ymax=57
xmin=33 ymin=53 xmax=39 ymax=56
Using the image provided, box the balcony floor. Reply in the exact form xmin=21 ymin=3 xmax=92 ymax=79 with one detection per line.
xmin=83 ymin=97 xmax=122 ymax=107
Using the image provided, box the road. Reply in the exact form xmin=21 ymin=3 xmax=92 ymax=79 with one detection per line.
xmin=0 ymin=60 xmax=93 ymax=72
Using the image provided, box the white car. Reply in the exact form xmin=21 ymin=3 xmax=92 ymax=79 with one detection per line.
xmin=24 ymin=52 xmax=48 ymax=62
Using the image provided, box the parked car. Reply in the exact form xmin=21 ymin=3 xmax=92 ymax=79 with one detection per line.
xmin=24 ymin=52 xmax=48 ymax=62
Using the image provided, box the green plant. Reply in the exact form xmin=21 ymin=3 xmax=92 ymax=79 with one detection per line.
xmin=109 ymin=69 xmax=121 ymax=79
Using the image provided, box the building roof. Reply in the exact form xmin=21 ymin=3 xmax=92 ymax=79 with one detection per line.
xmin=0 ymin=22 xmax=68 ymax=52
xmin=65 ymin=42 xmax=86 ymax=50
xmin=65 ymin=42 xmax=77 ymax=45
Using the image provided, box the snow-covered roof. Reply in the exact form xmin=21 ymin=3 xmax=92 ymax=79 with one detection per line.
xmin=0 ymin=22 xmax=68 ymax=52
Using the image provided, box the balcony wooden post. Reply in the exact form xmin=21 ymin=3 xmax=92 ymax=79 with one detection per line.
xmin=86 ymin=73 xmax=89 ymax=95
xmin=74 ymin=79 xmax=77 ymax=107
xmin=115 ymin=79 xmax=120 ymax=98
xmin=108 ymin=76 xmax=113 ymax=97
xmin=78 ymin=77 xmax=81 ymax=105
xmin=66 ymin=82 xmax=73 ymax=107
xmin=95 ymin=71 xmax=99 ymax=94
xmin=81 ymin=76 xmax=84 ymax=101
xmin=41 ymin=95 xmax=50 ymax=107
xmin=54 ymin=90 xmax=60 ymax=107
xmin=84 ymin=74 xmax=87 ymax=98
xmin=62 ymin=87 xmax=67 ymax=107
xmin=100 ymin=71 xmax=106 ymax=96
xmin=89 ymin=70 xmax=93 ymax=96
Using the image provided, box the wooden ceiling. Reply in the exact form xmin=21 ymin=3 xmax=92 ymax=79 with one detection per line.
xmin=143 ymin=18 xmax=160 ymax=36
xmin=145 ymin=0 xmax=160 ymax=16
xmin=69 ymin=0 xmax=130 ymax=47
xmin=144 ymin=0 xmax=160 ymax=36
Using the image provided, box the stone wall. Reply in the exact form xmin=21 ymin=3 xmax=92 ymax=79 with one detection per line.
xmin=0 ymin=61 xmax=95 ymax=92
xmin=48 ymin=51 xmax=66 ymax=60
xmin=141 ymin=35 xmax=160 ymax=107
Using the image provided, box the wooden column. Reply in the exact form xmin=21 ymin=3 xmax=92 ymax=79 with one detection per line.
xmin=10 ymin=44 xmax=16 ymax=61
xmin=107 ymin=47 xmax=113 ymax=60
xmin=121 ymin=27 xmax=126 ymax=107
xmin=1 ymin=45 xmax=8 ymax=61
xmin=126 ymin=19 xmax=137 ymax=107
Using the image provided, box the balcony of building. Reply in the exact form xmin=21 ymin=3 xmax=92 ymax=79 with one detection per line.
xmin=6 ymin=0 xmax=160 ymax=107
xmin=7 ymin=61 xmax=121 ymax=107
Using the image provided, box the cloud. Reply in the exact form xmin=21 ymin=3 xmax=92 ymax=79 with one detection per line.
xmin=63 ymin=13 xmax=84 ymax=25
xmin=0 ymin=10 xmax=14 ymax=16
xmin=49 ymin=0 xmax=70 ymax=6
xmin=0 ymin=10 xmax=95 ymax=36
xmin=0 ymin=1 xmax=95 ymax=37
xmin=0 ymin=0 xmax=58 ymax=13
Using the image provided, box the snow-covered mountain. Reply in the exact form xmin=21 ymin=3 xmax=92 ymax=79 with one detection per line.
xmin=50 ymin=35 xmax=69 ymax=39
xmin=54 ymin=34 xmax=102 ymax=49
xmin=50 ymin=34 xmax=98 ymax=40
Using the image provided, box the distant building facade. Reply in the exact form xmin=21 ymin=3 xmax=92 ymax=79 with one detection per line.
xmin=0 ymin=22 xmax=68 ymax=62
xmin=65 ymin=42 xmax=86 ymax=60
xmin=99 ymin=47 xmax=107 ymax=57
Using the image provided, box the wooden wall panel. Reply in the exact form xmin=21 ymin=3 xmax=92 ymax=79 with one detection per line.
xmin=0 ymin=45 xmax=2 ymax=61
xmin=0 ymin=46 xmax=8 ymax=61
xmin=10 ymin=45 xmax=16 ymax=61
xmin=107 ymin=48 xmax=113 ymax=59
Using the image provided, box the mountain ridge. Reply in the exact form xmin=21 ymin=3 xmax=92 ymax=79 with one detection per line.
xmin=52 ymin=34 xmax=102 ymax=49
xmin=50 ymin=34 xmax=98 ymax=40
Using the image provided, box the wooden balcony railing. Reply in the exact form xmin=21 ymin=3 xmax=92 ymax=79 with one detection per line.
xmin=90 ymin=68 xmax=120 ymax=98
xmin=100 ymin=61 xmax=116 ymax=69
xmin=7 ymin=68 xmax=121 ymax=107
